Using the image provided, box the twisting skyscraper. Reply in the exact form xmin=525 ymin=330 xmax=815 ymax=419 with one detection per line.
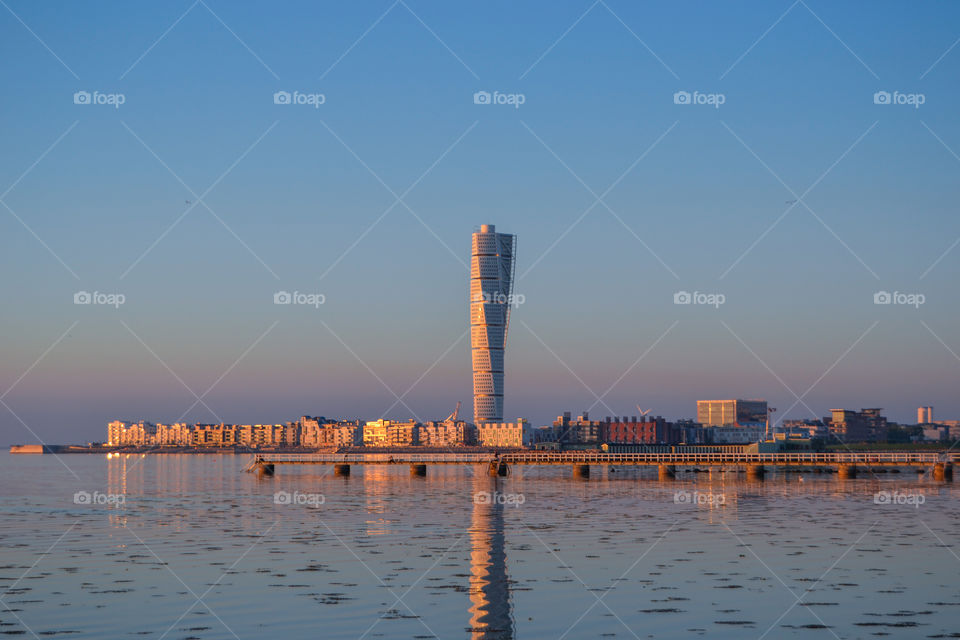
xmin=470 ymin=225 xmax=516 ymax=424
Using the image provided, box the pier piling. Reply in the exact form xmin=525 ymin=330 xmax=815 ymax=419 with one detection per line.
xmin=746 ymin=464 xmax=765 ymax=480
xmin=658 ymin=464 xmax=676 ymax=480
xmin=573 ymin=464 xmax=590 ymax=479
xmin=837 ymin=464 xmax=857 ymax=479
xmin=488 ymin=460 xmax=508 ymax=476
xmin=933 ymin=462 xmax=953 ymax=481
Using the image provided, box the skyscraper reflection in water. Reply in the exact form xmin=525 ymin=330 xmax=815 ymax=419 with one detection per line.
xmin=468 ymin=473 xmax=514 ymax=638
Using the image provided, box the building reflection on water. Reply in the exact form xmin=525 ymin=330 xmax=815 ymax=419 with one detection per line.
xmin=468 ymin=473 xmax=514 ymax=639
xmin=362 ymin=465 xmax=396 ymax=536
xmin=98 ymin=456 xmax=952 ymax=637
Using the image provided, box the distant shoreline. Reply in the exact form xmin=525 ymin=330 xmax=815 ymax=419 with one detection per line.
xmin=8 ymin=444 xmax=525 ymax=455
xmin=9 ymin=442 xmax=953 ymax=455
xmin=9 ymin=444 xmax=321 ymax=455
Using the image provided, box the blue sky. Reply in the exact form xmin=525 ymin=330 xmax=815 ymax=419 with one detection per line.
xmin=2 ymin=1 xmax=959 ymax=442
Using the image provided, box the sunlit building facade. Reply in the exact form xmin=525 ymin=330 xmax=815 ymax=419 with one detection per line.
xmin=107 ymin=420 xmax=156 ymax=446
xmin=156 ymin=423 xmax=192 ymax=446
xmin=696 ymin=399 xmax=768 ymax=427
xmin=362 ymin=419 xmax=419 ymax=447
xmin=419 ymin=420 xmax=474 ymax=447
xmin=470 ymin=224 xmax=517 ymax=424
xmin=476 ymin=420 xmax=529 ymax=448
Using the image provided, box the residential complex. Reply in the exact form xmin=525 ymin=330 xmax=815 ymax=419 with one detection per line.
xmin=107 ymin=416 xmax=478 ymax=448
xmin=106 ymin=403 xmax=953 ymax=449
xmin=363 ymin=419 xmax=419 ymax=447
xmin=301 ymin=418 xmax=361 ymax=448
xmin=476 ymin=420 xmax=529 ymax=448
xmin=419 ymin=420 xmax=475 ymax=447
xmin=827 ymin=408 xmax=887 ymax=442
xmin=600 ymin=415 xmax=684 ymax=445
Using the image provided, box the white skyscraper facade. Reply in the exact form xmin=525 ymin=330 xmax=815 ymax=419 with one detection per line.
xmin=470 ymin=225 xmax=516 ymax=424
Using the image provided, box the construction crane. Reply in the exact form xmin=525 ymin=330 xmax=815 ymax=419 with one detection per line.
xmin=446 ymin=401 xmax=461 ymax=422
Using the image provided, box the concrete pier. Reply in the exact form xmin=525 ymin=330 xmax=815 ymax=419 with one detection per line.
xmin=248 ymin=451 xmax=956 ymax=481
xmin=837 ymin=464 xmax=857 ymax=479
xmin=658 ymin=464 xmax=676 ymax=480
xmin=488 ymin=460 xmax=508 ymax=477
xmin=933 ymin=462 xmax=953 ymax=481
xmin=334 ymin=464 xmax=350 ymax=476
xmin=746 ymin=464 xmax=765 ymax=480
xmin=410 ymin=463 xmax=427 ymax=477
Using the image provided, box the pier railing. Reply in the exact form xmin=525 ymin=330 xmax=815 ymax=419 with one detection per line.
xmin=253 ymin=451 xmax=954 ymax=465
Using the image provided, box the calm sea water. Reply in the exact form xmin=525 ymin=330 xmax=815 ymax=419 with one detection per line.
xmin=1 ymin=453 xmax=958 ymax=639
